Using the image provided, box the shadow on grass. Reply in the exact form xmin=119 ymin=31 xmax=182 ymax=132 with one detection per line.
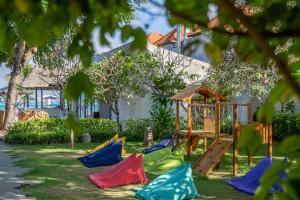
xmin=9 ymin=140 xmax=284 ymax=200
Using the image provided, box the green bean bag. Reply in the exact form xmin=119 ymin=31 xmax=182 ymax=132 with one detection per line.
xmin=135 ymin=162 xmax=200 ymax=200
xmin=144 ymin=147 xmax=185 ymax=175
xmin=143 ymin=147 xmax=172 ymax=172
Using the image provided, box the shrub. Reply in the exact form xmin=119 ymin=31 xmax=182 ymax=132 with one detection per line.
xmin=121 ymin=119 xmax=154 ymax=141
xmin=81 ymin=118 xmax=116 ymax=141
xmin=5 ymin=118 xmax=69 ymax=144
xmin=272 ymin=113 xmax=300 ymax=140
xmin=5 ymin=118 xmax=159 ymax=144
xmin=5 ymin=118 xmax=117 ymax=144
xmin=150 ymin=104 xmax=175 ymax=139
xmin=221 ymin=117 xmax=233 ymax=134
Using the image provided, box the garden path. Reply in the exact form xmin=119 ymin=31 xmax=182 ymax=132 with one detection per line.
xmin=0 ymin=141 xmax=39 ymax=200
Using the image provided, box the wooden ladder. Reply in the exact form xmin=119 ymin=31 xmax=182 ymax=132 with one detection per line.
xmin=193 ymin=138 xmax=233 ymax=176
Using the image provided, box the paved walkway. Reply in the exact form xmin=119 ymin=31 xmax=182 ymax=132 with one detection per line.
xmin=0 ymin=142 xmax=39 ymax=200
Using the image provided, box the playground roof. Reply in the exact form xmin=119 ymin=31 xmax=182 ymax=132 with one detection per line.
xmin=170 ymin=85 xmax=223 ymax=101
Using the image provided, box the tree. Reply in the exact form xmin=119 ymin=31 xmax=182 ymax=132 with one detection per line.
xmin=85 ymin=51 xmax=144 ymax=130
xmin=3 ymin=43 xmax=37 ymax=130
xmin=204 ymin=39 xmax=278 ymax=102
xmin=151 ymin=1 xmax=300 ymax=198
xmin=132 ymin=49 xmax=198 ymax=105
xmin=0 ymin=1 xmax=142 ymax=131
xmin=34 ymin=28 xmax=79 ymax=93
xmin=131 ymin=50 xmax=198 ymax=137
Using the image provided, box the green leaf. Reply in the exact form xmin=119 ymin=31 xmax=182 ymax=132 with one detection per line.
xmin=205 ymin=43 xmax=222 ymax=64
xmin=211 ymin=32 xmax=230 ymax=50
xmin=66 ymin=112 xmax=81 ymax=134
xmin=257 ymin=81 xmax=287 ymax=123
xmin=237 ymin=124 xmax=262 ymax=155
xmin=281 ymin=135 xmax=300 ymax=160
xmin=130 ymin=27 xmax=147 ymax=51
xmin=64 ymin=71 xmax=94 ymax=102
xmin=255 ymin=162 xmax=288 ymax=200
xmin=121 ymin=25 xmax=133 ymax=42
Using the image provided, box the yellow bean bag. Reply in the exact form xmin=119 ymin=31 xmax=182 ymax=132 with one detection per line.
xmin=86 ymin=134 xmax=118 ymax=154
xmin=118 ymin=136 xmax=126 ymax=156
xmin=86 ymin=134 xmax=126 ymax=156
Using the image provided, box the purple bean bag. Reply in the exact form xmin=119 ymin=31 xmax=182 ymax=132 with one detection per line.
xmin=142 ymin=134 xmax=174 ymax=154
xmin=224 ymin=156 xmax=287 ymax=195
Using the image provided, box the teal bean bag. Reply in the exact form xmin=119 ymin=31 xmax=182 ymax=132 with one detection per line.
xmin=135 ymin=162 xmax=200 ymax=200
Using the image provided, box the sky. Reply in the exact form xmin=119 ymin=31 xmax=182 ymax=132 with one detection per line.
xmin=0 ymin=1 xmax=172 ymax=89
xmin=92 ymin=1 xmax=172 ymax=53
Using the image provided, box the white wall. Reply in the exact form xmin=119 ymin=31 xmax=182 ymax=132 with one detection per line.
xmin=113 ymin=44 xmax=211 ymax=121
xmin=111 ymin=94 xmax=153 ymax=121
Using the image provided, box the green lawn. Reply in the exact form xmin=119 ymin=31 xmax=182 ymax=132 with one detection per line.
xmin=9 ymin=140 xmax=284 ymax=200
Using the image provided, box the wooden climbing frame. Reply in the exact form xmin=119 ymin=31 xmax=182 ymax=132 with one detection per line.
xmin=170 ymin=85 xmax=224 ymax=158
xmin=232 ymin=103 xmax=273 ymax=176
xmin=171 ymin=85 xmax=273 ymax=176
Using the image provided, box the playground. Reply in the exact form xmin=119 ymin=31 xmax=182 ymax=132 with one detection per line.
xmin=10 ymin=141 xmax=283 ymax=200
xmin=5 ymin=85 xmax=286 ymax=200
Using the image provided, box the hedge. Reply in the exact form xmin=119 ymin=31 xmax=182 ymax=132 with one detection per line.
xmin=7 ymin=112 xmax=294 ymax=144
xmin=121 ymin=119 xmax=154 ymax=141
xmin=272 ymin=113 xmax=300 ymax=140
xmin=5 ymin=118 xmax=155 ymax=144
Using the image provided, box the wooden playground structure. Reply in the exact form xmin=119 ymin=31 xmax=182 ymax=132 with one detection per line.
xmin=170 ymin=85 xmax=272 ymax=176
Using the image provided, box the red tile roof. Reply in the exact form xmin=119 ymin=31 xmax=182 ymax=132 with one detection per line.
xmin=147 ymin=32 xmax=164 ymax=44
xmin=153 ymin=28 xmax=177 ymax=46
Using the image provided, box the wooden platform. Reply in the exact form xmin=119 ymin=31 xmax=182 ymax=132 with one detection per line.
xmin=176 ymin=130 xmax=233 ymax=139
xmin=176 ymin=130 xmax=215 ymax=137
xmin=193 ymin=138 xmax=233 ymax=176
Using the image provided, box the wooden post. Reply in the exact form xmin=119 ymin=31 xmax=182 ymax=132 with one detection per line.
xmin=233 ymin=103 xmax=239 ymax=176
xmin=247 ymin=103 xmax=253 ymax=167
xmin=187 ymin=98 xmax=193 ymax=158
xmin=60 ymin=90 xmax=64 ymax=109
xmin=40 ymin=89 xmax=43 ymax=109
xmin=26 ymin=94 xmax=29 ymax=108
xmin=176 ymin=100 xmax=180 ymax=132
xmin=268 ymin=124 xmax=273 ymax=158
xmin=247 ymin=102 xmax=252 ymax=124
xmin=203 ymin=137 xmax=207 ymax=153
xmin=203 ymin=96 xmax=207 ymax=153
xmin=35 ymin=88 xmax=38 ymax=108
xmin=215 ymin=101 xmax=220 ymax=140
xmin=79 ymin=95 xmax=81 ymax=118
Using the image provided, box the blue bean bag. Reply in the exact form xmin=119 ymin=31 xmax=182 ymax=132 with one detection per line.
xmin=143 ymin=134 xmax=174 ymax=154
xmin=78 ymin=141 xmax=123 ymax=168
xmin=224 ymin=156 xmax=286 ymax=195
xmin=135 ymin=162 xmax=200 ymax=200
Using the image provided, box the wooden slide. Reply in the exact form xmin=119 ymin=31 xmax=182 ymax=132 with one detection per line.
xmin=193 ymin=138 xmax=233 ymax=176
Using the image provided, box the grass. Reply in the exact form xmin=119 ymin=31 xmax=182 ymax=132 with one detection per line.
xmin=9 ymin=140 xmax=284 ymax=200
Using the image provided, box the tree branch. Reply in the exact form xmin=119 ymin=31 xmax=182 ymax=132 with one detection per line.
xmin=150 ymin=0 xmax=300 ymax=38
xmin=217 ymin=0 xmax=300 ymax=98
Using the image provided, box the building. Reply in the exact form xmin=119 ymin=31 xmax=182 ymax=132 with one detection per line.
xmin=93 ymin=25 xmax=212 ymax=121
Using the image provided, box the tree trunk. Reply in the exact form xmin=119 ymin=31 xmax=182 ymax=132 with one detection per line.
xmin=280 ymin=101 xmax=284 ymax=112
xmin=3 ymin=41 xmax=37 ymax=131
xmin=114 ymin=100 xmax=120 ymax=133
xmin=3 ymin=41 xmax=25 ymax=130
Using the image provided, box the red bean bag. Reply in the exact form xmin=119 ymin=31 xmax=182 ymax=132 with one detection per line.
xmin=89 ymin=152 xmax=148 ymax=188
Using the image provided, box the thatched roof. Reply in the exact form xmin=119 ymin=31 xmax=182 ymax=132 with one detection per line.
xmin=170 ymin=85 xmax=223 ymax=101
xmin=0 ymin=86 xmax=8 ymax=92
xmin=22 ymin=67 xmax=59 ymax=89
